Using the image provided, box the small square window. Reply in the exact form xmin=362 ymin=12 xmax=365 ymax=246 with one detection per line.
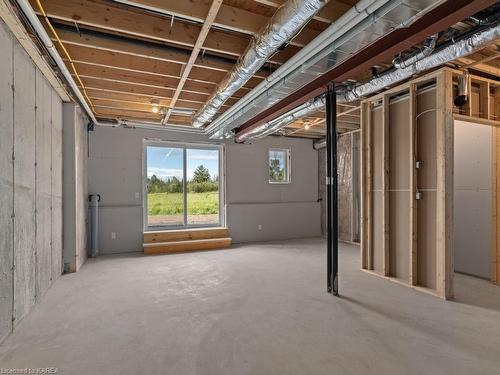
xmin=269 ymin=148 xmax=290 ymax=184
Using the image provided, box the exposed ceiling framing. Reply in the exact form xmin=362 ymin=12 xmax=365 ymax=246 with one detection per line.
xmin=19 ymin=0 xmax=500 ymax=139
xmin=27 ymin=0 xmax=355 ymax=127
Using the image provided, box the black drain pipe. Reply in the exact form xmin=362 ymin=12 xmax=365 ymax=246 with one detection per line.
xmin=326 ymin=85 xmax=338 ymax=296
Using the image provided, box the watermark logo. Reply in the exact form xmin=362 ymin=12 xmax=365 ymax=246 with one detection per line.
xmin=0 ymin=368 xmax=58 ymax=374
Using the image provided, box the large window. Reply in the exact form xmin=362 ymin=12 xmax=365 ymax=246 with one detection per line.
xmin=269 ymin=148 xmax=290 ymax=184
xmin=144 ymin=142 xmax=223 ymax=229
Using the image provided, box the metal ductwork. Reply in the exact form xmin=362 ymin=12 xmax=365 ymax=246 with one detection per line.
xmin=392 ymin=33 xmax=438 ymax=69
xmin=338 ymin=24 xmax=500 ymax=103
xmin=207 ymin=0 xmax=449 ymax=139
xmin=191 ymin=0 xmax=329 ymax=128
xmin=237 ymin=94 xmax=325 ymax=142
xmin=239 ymin=24 xmax=500 ymax=141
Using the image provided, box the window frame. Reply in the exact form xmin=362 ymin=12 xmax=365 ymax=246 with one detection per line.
xmin=142 ymin=139 xmax=225 ymax=232
xmin=268 ymin=148 xmax=291 ymax=184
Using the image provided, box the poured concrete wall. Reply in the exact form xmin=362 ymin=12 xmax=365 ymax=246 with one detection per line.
xmin=63 ymin=104 xmax=89 ymax=272
xmin=88 ymin=126 xmax=320 ymax=253
xmin=0 ymin=20 xmax=63 ymax=343
xmin=454 ymin=120 xmax=492 ymax=279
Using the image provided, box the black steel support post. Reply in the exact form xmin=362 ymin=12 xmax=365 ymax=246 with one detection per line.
xmin=325 ymin=85 xmax=338 ymax=296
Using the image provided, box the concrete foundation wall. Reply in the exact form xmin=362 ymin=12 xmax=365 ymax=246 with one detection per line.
xmin=88 ymin=126 xmax=320 ymax=253
xmin=0 ymin=20 xmax=63 ymax=343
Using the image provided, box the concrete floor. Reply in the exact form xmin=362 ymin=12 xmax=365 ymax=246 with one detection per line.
xmin=1 ymin=238 xmax=500 ymax=375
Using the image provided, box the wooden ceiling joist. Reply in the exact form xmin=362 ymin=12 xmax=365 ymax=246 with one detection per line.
xmin=72 ymin=63 xmax=216 ymax=94
xmin=253 ymin=0 xmax=353 ymax=25
xmin=53 ymin=26 xmax=269 ymax=84
xmin=28 ymin=0 xmax=363 ymax=128
xmin=79 ymin=79 xmax=238 ymax=106
xmin=84 ymin=87 xmax=231 ymax=111
xmin=30 ymin=0 xmax=295 ymax=64
xmin=163 ymin=0 xmax=223 ymax=124
xmin=113 ymin=0 xmax=321 ymax=48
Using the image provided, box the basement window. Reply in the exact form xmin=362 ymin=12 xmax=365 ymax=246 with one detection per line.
xmin=269 ymin=148 xmax=290 ymax=184
xmin=144 ymin=141 xmax=224 ymax=230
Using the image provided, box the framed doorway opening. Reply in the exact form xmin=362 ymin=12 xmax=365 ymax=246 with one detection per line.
xmin=143 ymin=140 xmax=225 ymax=231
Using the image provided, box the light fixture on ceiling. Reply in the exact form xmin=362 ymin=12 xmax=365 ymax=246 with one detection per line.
xmin=304 ymin=122 xmax=311 ymax=130
xmin=151 ymin=99 xmax=160 ymax=114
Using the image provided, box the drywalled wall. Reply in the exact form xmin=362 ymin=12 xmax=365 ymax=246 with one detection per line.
xmin=63 ymin=103 xmax=89 ymax=272
xmin=454 ymin=120 xmax=492 ymax=279
xmin=226 ymin=136 xmax=320 ymax=243
xmin=0 ymin=20 xmax=63 ymax=343
xmin=88 ymin=126 xmax=320 ymax=253
xmin=318 ymin=148 xmax=326 ymax=236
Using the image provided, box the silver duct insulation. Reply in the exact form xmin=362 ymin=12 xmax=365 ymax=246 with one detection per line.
xmin=392 ymin=33 xmax=438 ymax=69
xmin=192 ymin=0 xmax=329 ymax=128
xmin=207 ymin=0 xmax=447 ymax=139
xmin=339 ymin=25 xmax=500 ymax=103
xmin=239 ymin=25 xmax=500 ymax=142
xmin=237 ymin=95 xmax=325 ymax=141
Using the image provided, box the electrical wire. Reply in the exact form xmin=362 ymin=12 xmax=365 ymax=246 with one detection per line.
xmin=34 ymin=0 xmax=95 ymax=113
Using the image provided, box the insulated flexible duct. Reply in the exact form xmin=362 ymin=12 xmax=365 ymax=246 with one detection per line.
xmin=237 ymin=95 xmax=325 ymax=141
xmin=191 ymin=0 xmax=329 ymax=128
xmin=338 ymin=25 xmax=500 ymax=103
xmin=239 ymin=25 xmax=500 ymax=141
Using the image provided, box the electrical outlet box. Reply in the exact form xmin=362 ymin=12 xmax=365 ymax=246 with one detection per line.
xmin=258 ymin=224 xmax=262 ymax=230
xmin=135 ymin=192 xmax=140 ymax=199
xmin=111 ymin=232 xmax=116 ymax=240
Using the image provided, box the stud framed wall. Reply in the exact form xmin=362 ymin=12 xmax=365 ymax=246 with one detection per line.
xmin=361 ymin=67 xmax=500 ymax=298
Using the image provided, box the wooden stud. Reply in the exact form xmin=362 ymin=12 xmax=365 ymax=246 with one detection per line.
xmin=360 ymin=102 xmax=368 ymax=269
xmin=366 ymin=102 xmax=373 ymax=270
xmin=382 ymin=95 xmax=390 ymax=276
xmin=479 ymin=81 xmax=490 ymax=119
xmin=492 ymin=124 xmax=498 ymax=284
xmin=494 ymin=87 xmax=500 ymax=283
xmin=409 ymin=84 xmax=418 ymax=286
xmin=435 ymin=69 xmax=454 ymax=299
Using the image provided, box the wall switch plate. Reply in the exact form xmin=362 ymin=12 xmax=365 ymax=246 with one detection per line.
xmin=111 ymin=232 xmax=116 ymax=240
xmin=135 ymin=192 xmax=140 ymax=199
xmin=258 ymin=224 xmax=262 ymax=230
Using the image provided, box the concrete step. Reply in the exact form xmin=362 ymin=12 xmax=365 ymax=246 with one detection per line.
xmin=143 ymin=237 xmax=232 ymax=255
xmin=143 ymin=227 xmax=229 ymax=243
